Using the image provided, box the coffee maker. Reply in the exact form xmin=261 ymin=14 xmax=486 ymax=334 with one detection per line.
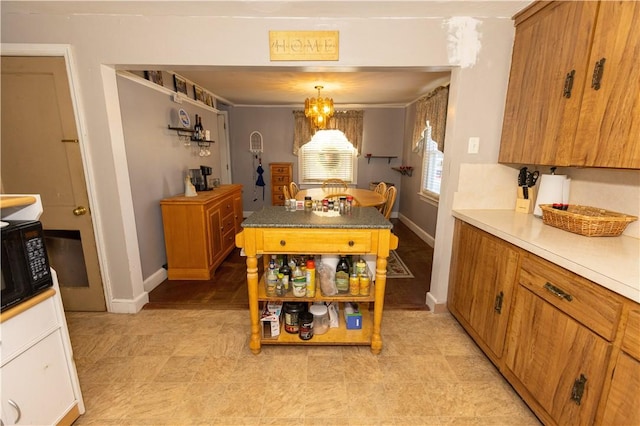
xmin=200 ymin=166 xmax=213 ymax=191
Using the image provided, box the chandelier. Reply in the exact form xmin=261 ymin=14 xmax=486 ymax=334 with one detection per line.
xmin=304 ymin=85 xmax=334 ymax=129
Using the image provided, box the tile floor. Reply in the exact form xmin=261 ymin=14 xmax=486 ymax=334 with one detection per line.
xmin=67 ymin=309 xmax=541 ymax=425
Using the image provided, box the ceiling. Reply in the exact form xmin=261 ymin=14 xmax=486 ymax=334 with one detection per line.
xmin=173 ymin=68 xmax=453 ymax=108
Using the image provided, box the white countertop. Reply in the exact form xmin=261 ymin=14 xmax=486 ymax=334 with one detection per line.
xmin=452 ymin=209 xmax=640 ymax=304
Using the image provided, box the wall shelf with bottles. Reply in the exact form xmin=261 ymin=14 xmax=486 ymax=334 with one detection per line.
xmin=364 ymin=154 xmax=398 ymax=164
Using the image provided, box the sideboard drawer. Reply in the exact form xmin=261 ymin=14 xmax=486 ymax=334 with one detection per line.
xmin=262 ymin=229 xmax=372 ymax=253
xmin=519 ymin=254 xmax=623 ymax=341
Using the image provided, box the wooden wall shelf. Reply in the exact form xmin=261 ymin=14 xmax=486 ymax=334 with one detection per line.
xmin=364 ymin=154 xmax=398 ymax=164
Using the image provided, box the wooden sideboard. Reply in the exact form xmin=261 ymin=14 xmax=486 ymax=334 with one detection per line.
xmin=160 ymin=184 xmax=243 ymax=280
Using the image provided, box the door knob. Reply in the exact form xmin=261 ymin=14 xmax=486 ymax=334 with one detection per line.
xmin=73 ymin=206 xmax=88 ymax=216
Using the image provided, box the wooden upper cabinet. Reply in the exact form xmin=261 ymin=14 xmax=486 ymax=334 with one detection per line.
xmin=499 ymin=1 xmax=639 ymax=169
xmin=499 ymin=1 xmax=598 ymax=166
xmin=572 ymin=1 xmax=640 ymax=168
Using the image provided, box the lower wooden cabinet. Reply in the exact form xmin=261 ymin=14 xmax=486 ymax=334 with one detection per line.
xmin=448 ymin=221 xmax=520 ymax=361
xmin=599 ymin=310 xmax=640 ymax=425
xmin=505 ymin=284 xmax=611 ymax=425
xmin=160 ymin=184 xmax=243 ymax=280
xmin=448 ymin=219 xmax=639 ymax=425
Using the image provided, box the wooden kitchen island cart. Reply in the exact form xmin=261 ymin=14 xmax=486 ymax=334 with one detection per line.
xmin=235 ymin=207 xmax=398 ymax=354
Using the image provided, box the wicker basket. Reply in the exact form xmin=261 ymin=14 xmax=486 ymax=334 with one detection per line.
xmin=539 ymin=204 xmax=638 ymax=237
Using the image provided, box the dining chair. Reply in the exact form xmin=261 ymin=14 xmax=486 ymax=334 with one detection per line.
xmin=289 ymin=181 xmax=300 ymax=197
xmin=373 ymin=182 xmax=387 ymax=212
xmin=322 ymin=178 xmax=348 ymax=190
xmin=373 ymin=182 xmax=387 ymax=196
xmin=382 ymin=186 xmax=397 ymax=220
xmin=282 ymin=185 xmax=291 ymax=200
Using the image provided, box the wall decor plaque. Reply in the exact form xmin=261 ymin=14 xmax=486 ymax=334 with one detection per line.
xmin=269 ymin=31 xmax=339 ymax=61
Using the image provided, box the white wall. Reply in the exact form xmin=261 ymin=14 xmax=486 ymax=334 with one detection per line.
xmin=1 ymin=3 xmax=520 ymax=312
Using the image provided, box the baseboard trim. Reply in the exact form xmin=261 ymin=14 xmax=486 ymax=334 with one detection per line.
xmin=143 ymin=267 xmax=168 ymax=293
xmin=426 ymin=291 xmax=449 ymax=314
xmin=109 ymin=291 xmax=149 ymax=314
xmin=398 ymin=214 xmax=435 ymax=247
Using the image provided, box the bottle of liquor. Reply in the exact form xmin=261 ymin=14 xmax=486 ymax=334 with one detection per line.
xmin=335 ymin=256 xmax=350 ymax=294
xmin=266 ymin=258 xmax=278 ymax=297
xmin=193 ymin=114 xmax=201 ymax=140
xmin=279 ymin=254 xmax=292 ymax=291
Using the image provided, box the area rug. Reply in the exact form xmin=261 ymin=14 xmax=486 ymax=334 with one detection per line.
xmin=387 ymin=250 xmax=414 ymax=279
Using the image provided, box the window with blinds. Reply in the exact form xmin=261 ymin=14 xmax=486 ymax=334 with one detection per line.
xmin=298 ymin=130 xmax=357 ymax=183
xmin=421 ymin=138 xmax=444 ymax=199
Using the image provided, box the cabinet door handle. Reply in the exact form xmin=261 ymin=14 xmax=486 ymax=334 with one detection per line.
xmin=8 ymin=399 xmax=21 ymax=423
xmin=543 ymin=282 xmax=573 ymax=301
xmin=280 ymin=240 xmax=286 ymax=246
xmin=494 ymin=291 xmax=504 ymax=314
xmin=571 ymin=374 xmax=587 ymax=405
xmin=591 ymin=58 xmax=606 ymax=90
xmin=563 ymin=69 xmax=575 ymax=98
xmin=348 ymin=240 xmax=354 ymax=247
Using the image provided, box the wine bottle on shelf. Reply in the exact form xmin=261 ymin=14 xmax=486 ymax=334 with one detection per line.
xmin=279 ymin=254 xmax=292 ymax=291
xmin=335 ymin=256 xmax=350 ymax=294
xmin=193 ymin=114 xmax=201 ymax=140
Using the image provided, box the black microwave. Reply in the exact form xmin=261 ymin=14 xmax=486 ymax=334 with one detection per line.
xmin=1 ymin=220 xmax=54 ymax=312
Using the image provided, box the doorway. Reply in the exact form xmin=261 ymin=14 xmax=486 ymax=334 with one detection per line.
xmin=1 ymin=56 xmax=106 ymax=311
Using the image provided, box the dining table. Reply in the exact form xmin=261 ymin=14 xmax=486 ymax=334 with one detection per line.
xmin=295 ymin=187 xmax=385 ymax=207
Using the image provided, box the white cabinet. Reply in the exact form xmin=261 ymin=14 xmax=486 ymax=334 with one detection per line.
xmin=1 ymin=271 xmax=84 ymax=426
xmin=2 ymin=330 xmax=76 ymax=425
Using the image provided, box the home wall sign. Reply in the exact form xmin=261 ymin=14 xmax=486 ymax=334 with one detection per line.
xmin=269 ymin=31 xmax=339 ymax=61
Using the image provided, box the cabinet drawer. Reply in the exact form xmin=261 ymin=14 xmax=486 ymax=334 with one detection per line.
xmin=271 ymin=165 xmax=291 ymax=175
xmin=218 ymin=197 xmax=234 ymax=216
xmin=221 ymin=212 xmax=235 ymax=235
xmin=272 ymin=174 xmax=291 ymax=186
xmin=1 ymin=293 xmax=58 ymax=365
xmin=622 ymin=310 xmax=640 ymax=361
xmin=262 ymin=229 xmax=372 ymax=253
xmin=519 ymin=255 xmax=622 ymax=341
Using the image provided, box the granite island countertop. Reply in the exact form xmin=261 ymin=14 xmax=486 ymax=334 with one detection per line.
xmin=453 ymin=209 xmax=640 ymax=303
xmin=241 ymin=206 xmax=393 ymax=229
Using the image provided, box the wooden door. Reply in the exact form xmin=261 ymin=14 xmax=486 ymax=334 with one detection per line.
xmin=448 ymin=221 xmax=519 ymax=359
xmin=1 ymin=56 xmax=106 ymax=311
xmin=572 ymin=1 xmax=640 ymax=168
xmin=498 ymin=1 xmax=598 ymax=166
xmin=505 ymin=285 xmax=610 ymax=425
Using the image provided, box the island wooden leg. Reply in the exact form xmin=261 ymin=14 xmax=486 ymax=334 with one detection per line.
xmin=246 ymin=255 xmax=261 ymax=354
xmin=371 ymin=255 xmax=387 ymax=354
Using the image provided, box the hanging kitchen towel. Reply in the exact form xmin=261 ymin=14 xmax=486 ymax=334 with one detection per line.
xmin=534 ymin=174 xmax=569 ymax=217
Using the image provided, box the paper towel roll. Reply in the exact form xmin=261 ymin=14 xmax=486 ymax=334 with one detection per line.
xmin=533 ymin=174 xmax=569 ymax=217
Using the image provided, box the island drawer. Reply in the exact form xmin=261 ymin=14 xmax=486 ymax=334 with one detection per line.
xmin=261 ymin=229 xmax=372 ymax=253
xmin=519 ymin=254 xmax=623 ymax=341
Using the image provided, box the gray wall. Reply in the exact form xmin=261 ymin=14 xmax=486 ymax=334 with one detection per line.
xmin=226 ymin=106 xmax=406 ymax=213
xmin=117 ymin=75 xmax=220 ymax=279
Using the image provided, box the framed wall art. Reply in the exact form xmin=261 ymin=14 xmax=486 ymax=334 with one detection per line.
xmin=205 ymin=93 xmax=214 ymax=107
xmin=144 ymin=71 xmax=164 ymax=86
xmin=194 ymin=85 xmax=205 ymax=103
xmin=173 ymin=74 xmax=187 ymax=95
